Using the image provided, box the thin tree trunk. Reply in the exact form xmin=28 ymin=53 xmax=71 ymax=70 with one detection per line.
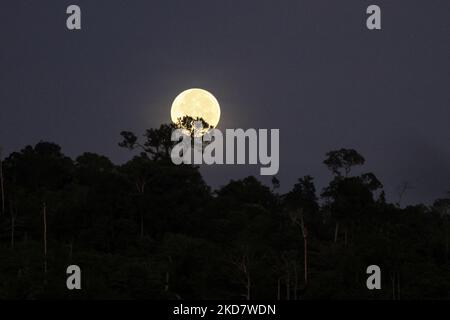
xmin=9 ymin=199 xmax=14 ymax=249
xmin=293 ymin=263 xmax=298 ymax=300
xmin=334 ymin=221 xmax=339 ymax=243
xmin=285 ymin=275 xmax=290 ymax=300
xmin=69 ymin=238 xmax=74 ymax=262
xmin=242 ymin=254 xmax=251 ymax=300
xmin=391 ymin=273 xmax=396 ymax=300
xmin=0 ymin=148 xmax=5 ymax=216
xmin=300 ymin=216 xmax=308 ymax=286
xmin=165 ymin=256 xmax=172 ymax=293
xmin=446 ymin=232 xmax=449 ymax=263
xmin=277 ymin=277 xmax=281 ymax=300
xmin=304 ymin=236 xmax=308 ymax=285
xmin=344 ymin=228 xmax=348 ymax=247
xmin=397 ymin=274 xmax=401 ymax=300
xmin=246 ymin=271 xmax=251 ymax=301
xmin=11 ymin=215 xmax=15 ymax=249
xmin=284 ymin=258 xmax=290 ymax=300
xmin=140 ymin=212 xmax=144 ymax=239
xmin=43 ymin=202 xmax=47 ymax=274
xmin=164 ymin=271 xmax=170 ymax=292
xmin=290 ymin=211 xmax=309 ymax=294
xmin=231 ymin=253 xmax=251 ymax=300
xmin=137 ymin=181 xmax=145 ymax=239
xmin=446 ymin=221 xmax=449 ymax=263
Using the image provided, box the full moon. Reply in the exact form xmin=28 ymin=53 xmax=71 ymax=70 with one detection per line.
xmin=171 ymin=88 xmax=221 ymax=132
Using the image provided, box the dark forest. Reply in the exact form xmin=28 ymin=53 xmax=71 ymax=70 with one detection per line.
xmin=0 ymin=123 xmax=449 ymax=300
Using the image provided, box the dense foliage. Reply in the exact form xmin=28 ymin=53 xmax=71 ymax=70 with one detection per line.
xmin=0 ymin=127 xmax=449 ymax=300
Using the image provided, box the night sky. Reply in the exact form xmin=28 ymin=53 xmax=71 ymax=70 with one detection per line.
xmin=1 ymin=0 xmax=449 ymax=205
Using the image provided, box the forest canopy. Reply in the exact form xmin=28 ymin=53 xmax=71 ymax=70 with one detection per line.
xmin=0 ymin=124 xmax=449 ymax=300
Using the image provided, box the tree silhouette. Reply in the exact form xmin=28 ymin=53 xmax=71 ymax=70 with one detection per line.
xmin=176 ymin=116 xmax=213 ymax=137
xmin=119 ymin=123 xmax=177 ymax=161
xmin=322 ymin=150 xmax=382 ymax=245
xmin=0 ymin=126 xmax=448 ymax=299
xmin=324 ymin=148 xmax=365 ymax=177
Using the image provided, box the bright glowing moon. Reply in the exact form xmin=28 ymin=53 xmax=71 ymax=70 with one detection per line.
xmin=171 ymin=88 xmax=221 ymax=131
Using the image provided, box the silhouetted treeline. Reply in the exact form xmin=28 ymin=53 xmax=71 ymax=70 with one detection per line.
xmin=0 ymin=126 xmax=449 ymax=299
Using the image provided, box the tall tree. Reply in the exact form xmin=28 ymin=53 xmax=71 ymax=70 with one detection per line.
xmin=289 ymin=209 xmax=308 ymax=288
xmin=119 ymin=123 xmax=178 ymax=161
xmin=322 ymin=149 xmax=381 ymax=244
xmin=120 ymin=155 xmax=156 ymax=239
xmin=323 ymin=149 xmax=362 ymax=242
xmin=284 ymin=176 xmax=319 ymax=294
xmin=323 ymin=148 xmax=365 ymax=177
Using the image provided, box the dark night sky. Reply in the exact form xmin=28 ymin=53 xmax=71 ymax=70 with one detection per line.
xmin=1 ymin=0 xmax=449 ymax=205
